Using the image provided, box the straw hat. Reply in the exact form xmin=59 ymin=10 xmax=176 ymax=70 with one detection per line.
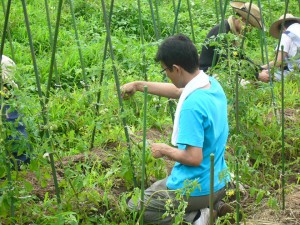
xmin=230 ymin=1 xmax=262 ymax=29
xmin=1 ymin=55 xmax=18 ymax=88
xmin=269 ymin=14 xmax=300 ymax=39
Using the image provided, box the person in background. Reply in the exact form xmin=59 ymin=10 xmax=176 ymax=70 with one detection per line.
xmin=262 ymin=14 xmax=300 ymax=81
xmin=199 ymin=1 xmax=269 ymax=82
xmin=121 ymin=2 xmax=270 ymax=99
xmin=126 ymin=34 xmax=231 ymax=225
xmin=1 ymin=55 xmax=31 ymax=170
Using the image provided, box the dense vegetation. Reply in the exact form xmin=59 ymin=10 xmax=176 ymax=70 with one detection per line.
xmin=0 ymin=0 xmax=299 ymax=224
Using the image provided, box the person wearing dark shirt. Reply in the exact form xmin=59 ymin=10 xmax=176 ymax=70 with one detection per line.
xmin=199 ymin=1 xmax=269 ymax=82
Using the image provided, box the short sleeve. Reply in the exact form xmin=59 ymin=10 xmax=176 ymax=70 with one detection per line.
xmin=276 ymin=33 xmax=292 ymax=54
xmin=176 ymin=108 xmax=204 ymax=148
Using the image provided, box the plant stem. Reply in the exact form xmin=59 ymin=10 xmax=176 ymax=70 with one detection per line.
xmin=100 ymin=0 xmax=137 ymax=187
xmin=69 ymin=0 xmax=88 ymax=91
xmin=140 ymin=85 xmax=148 ymax=225
xmin=280 ymin=47 xmax=285 ymax=210
xmin=209 ymin=153 xmax=214 ymax=225
xmin=44 ymin=0 xmax=60 ymax=87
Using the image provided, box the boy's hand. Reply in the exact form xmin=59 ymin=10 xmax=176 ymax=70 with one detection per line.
xmin=121 ymin=82 xmax=138 ymax=99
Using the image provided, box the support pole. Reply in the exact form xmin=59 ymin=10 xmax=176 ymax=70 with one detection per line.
xmin=280 ymin=47 xmax=285 ymax=210
xmin=1 ymin=0 xmax=15 ymax=60
xmin=100 ymin=0 xmax=137 ymax=187
xmin=69 ymin=0 xmax=88 ymax=90
xmin=209 ymin=153 xmax=215 ymax=225
xmin=140 ymin=85 xmax=148 ymax=225
xmin=21 ymin=0 xmax=61 ymax=204
xmin=172 ymin=0 xmax=182 ymax=35
xmin=45 ymin=0 xmax=64 ymax=104
xmin=44 ymin=0 xmax=60 ymax=87
xmin=90 ymin=0 xmax=115 ymax=150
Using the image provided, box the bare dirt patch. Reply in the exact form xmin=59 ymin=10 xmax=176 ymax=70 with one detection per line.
xmin=247 ymin=185 xmax=300 ymax=225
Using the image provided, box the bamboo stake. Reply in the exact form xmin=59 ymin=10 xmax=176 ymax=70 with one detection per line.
xmin=272 ymin=0 xmax=289 ymax=83
xmin=235 ymin=61 xmax=240 ymax=225
xmin=154 ymin=0 xmax=161 ymax=38
xmin=24 ymin=0 xmax=87 ymax=203
xmin=259 ymin=0 xmax=288 ymax=123
xmin=267 ymin=0 xmax=272 ymax=25
xmin=138 ymin=0 xmax=147 ymax=81
xmin=212 ymin=0 xmax=228 ymax=68
xmin=90 ymin=0 xmax=114 ymax=150
xmin=0 ymin=0 xmax=11 ymax=59
xmin=214 ymin=0 xmax=220 ymax=24
xmin=148 ymin=0 xmax=159 ymax=41
xmin=256 ymin=0 xmax=265 ymax=67
xmin=235 ymin=147 xmax=241 ymax=224
xmin=209 ymin=153 xmax=214 ymax=225
xmin=100 ymin=0 xmax=137 ymax=187
xmin=280 ymin=47 xmax=285 ymax=210
xmin=1 ymin=0 xmax=15 ymax=60
xmin=172 ymin=0 xmax=182 ymax=35
xmin=140 ymin=86 xmax=148 ymax=225
xmin=172 ymin=0 xmax=178 ymax=33
xmin=260 ymin=29 xmax=265 ymax=64
xmin=186 ymin=0 xmax=195 ymax=42
xmin=44 ymin=0 xmax=60 ymax=87
xmin=69 ymin=0 xmax=88 ymax=90
xmin=240 ymin=0 xmax=253 ymax=50
xmin=45 ymin=0 xmax=63 ymax=104
xmin=219 ymin=0 xmax=226 ymax=29
xmin=20 ymin=0 xmax=61 ymax=204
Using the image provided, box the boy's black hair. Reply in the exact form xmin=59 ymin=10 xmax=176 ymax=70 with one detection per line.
xmin=155 ymin=34 xmax=199 ymax=74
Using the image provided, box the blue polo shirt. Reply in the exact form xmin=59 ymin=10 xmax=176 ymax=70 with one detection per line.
xmin=166 ymin=77 xmax=229 ymax=196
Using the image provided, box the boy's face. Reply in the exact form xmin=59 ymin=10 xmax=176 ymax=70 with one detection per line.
xmin=160 ymin=63 xmax=184 ymax=88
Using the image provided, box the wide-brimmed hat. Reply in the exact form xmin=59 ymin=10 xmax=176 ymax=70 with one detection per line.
xmin=269 ymin=14 xmax=300 ymax=39
xmin=230 ymin=1 xmax=262 ymax=29
xmin=1 ymin=55 xmax=18 ymax=88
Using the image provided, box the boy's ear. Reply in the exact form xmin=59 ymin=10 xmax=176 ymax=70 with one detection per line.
xmin=172 ymin=64 xmax=181 ymax=72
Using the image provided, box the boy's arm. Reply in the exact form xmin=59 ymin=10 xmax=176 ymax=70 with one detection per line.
xmin=121 ymin=81 xmax=183 ymax=99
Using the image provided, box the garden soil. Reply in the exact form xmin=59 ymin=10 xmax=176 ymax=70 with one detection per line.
xmin=18 ymin=127 xmax=300 ymax=224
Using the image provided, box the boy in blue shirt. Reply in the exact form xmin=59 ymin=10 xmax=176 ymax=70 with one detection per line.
xmin=124 ymin=35 xmax=230 ymax=224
